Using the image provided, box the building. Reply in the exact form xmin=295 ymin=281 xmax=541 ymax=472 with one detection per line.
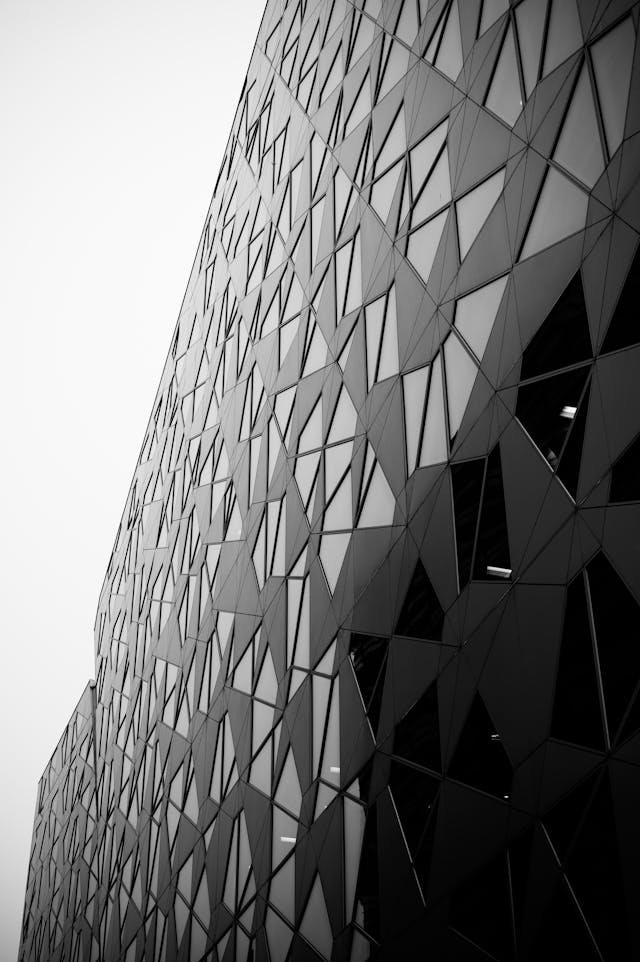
xmin=19 ymin=1 xmax=640 ymax=960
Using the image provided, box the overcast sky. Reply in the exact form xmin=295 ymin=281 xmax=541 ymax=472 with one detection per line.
xmin=0 ymin=0 xmax=265 ymax=955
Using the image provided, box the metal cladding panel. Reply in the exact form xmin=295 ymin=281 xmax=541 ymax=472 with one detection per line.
xmin=20 ymin=1 xmax=640 ymax=960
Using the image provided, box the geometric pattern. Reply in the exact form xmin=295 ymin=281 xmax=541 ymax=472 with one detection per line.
xmin=19 ymin=1 xmax=640 ymax=960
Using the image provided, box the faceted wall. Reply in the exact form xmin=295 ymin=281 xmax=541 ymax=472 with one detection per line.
xmin=20 ymin=0 xmax=640 ymax=960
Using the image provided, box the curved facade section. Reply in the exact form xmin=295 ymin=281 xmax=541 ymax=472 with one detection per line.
xmin=20 ymin=1 xmax=640 ymax=960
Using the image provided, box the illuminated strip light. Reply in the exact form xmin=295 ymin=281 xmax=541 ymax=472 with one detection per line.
xmin=560 ymin=405 xmax=577 ymax=419
xmin=329 ymin=766 xmax=340 ymax=773
xmin=487 ymin=565 xmax=512 ymax=579
xmin=280 ymin=836 xmax=296 ymax=843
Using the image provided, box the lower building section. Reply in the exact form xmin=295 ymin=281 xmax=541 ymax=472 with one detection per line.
xmin=20 ymin=1 xmax=640 ymax=960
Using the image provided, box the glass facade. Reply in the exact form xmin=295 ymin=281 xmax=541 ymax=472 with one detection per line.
xmin=20 ymin=1 xmax=640 ymax=960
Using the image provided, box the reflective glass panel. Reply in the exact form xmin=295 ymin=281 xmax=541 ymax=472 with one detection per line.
xmin=479 ymin=0 xmax=508 ymax=36
xmin=365 ymin=295 xmax=386 ymax=388
xmin=370 ymin=161 xmax=402 ymax=223
xmin=272 ymin=807 xmax=298 ymax=866
xmin=554 ymin=64 xmax=605 ymax=188
xmin=455 ymin=274 xmax=508 ymax=359
xmin=327 ymin=387 xmax=357 ymax=442
xmin=298 ymin=400 xmax=323 ymax=452
xmin=485 ymin=26 xmax=522 ymax=126
xmin=403 ymin=365 xmax=430 ymax=474
xmin=444 ymin=333 xmax=478 ymax=438
xmin=520 ymin=168 xmax=588 ymax=260
xmin=591 ymin=17 xmax=635 ymax=158
xmin=410 ymin=121 xmax=448 ymax=200
xmin=300 ymin=876 xmax=333 ymax=960
xmin=319 ymin=532 xmax=350 ymax=592
xmin=358 ymin=463 xmax=395 ymax=527
xmin=412 ymin=148 xmax=451 ymax=225
xmin=407 ymin=209 xmax=448 ymax=282
xmin=543 ymin=0 xmax=582 ymax=77
xmin=435 ymin=0 xmax=463 ymax=80
xmin=375 ymin=110 xmax=406 ymax=175
xmin=323 ymin=472 xmax=352 ymax=530
xmin=419 ymin=354 xmax=448 ymax=465
xmin=377 ymin=288 xmax=399 ymax=382
xmin=515 ymin=0 xmax=546 ymax=97
xmin=456 ymin=167 xmax=505 ymax=259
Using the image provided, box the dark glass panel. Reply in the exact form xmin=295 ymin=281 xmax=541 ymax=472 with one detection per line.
xmin=587 ymin=552 xmax=640 ymax=738
xmin=349 ymin=633 xmax=389 ymax=734
xmin=550 ymin=575 xmax=605 ymax=751
xmin=556 ymin=389 xmax=589 ymax=498
xmin=451 ymin=459 xmax=485 ymax=589
xmin=393 ymin=682 xmax=442 ymax=772
xmin=472 ymin=445 xmax=511 ymax=579
xmin=520 ymin=272 xmax=591 ymax=380
xmin=448 ymin=692 xmax=513 ymax=798
xmin=448 ymin=853 xmax=515 ymax=961
xmin=564 ymin=773 xmax=632 ymax=959
xmin=395 ymin=561 xmax=445 ymax=640
xmin=601 ymin=246 xmax=640 ymax=353
xmin=355 ymin=807 xmax=380 ymax=940
xmin=389 ymin=761 xmax=439 ymax=856
xmin=610 ymin=434 xmax=640 ymax=503
xmin=516 ymin=366 xmax=590 ymax=470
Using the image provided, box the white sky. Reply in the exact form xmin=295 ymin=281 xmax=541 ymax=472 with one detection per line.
xmin=0 ymin=1 xmax=265 ymax=955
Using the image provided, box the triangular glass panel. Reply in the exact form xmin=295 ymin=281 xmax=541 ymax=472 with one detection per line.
xmin=407 ymin=209 xmax=448 ymax=284
xmin=345 ymin=73 xmax=372 ymax=137
xmin=520 ymin=168 xmax=588 ymax=261
xmin=354 ymin=806 xmax=380 ymax=938
xmin=601 ymin=246 xmax=640 ymax=354
xmin=485 ymin=25 xmax=523 ymax=126
xmin=456 ymin=168 xmax=505 ymax=260
xmin=550 ymin=574 xmax=606 ymax=750
xmin=591 ymin=16 xmax=635 ymax=158
xmin=542 ymin=0 xmax=582 ymax=78
xmin=370 ymin=160 xmax=403 ymax=223
xmin=448 ymin=692 xmax=513 ymax=798
xmin=516 ymin=366 xmax=590 ymax=471
xmin=479 ymin=0 xmax=508 ymax=36
xmin=515 ymin=0 xmax=546 ymax=98
xmin=455 ymin=274 xmax=508 ymax=360
xmin=393 ymin=682 xmax=441 ymax=772
xmin=556 ymin=390 xmax=588 ymax=498
xmin=419 ymin=353 xmax=448 ymax=466
xmin=358 ymin=461 xmax=396 ymax=527
xmin=319 ymin=532 xmax=350 ymax=592
xmin=449 ymin=854 xmax=515 ymax=960
xmin=520 ymin=271 xmax=592 ymax=380
xmin=543 ymin=770 xmax=601 ymax=863
xmin=435 ymin=0 xmax=463 ymax=80
xmin=389 ymin=761 xmax=439 ymax=857
xmin=403 ymin=365 xmax=430 ymax=475
xmin=587 ymin=552 xmax=640 ymax=739
xmin=409 ymin=120 xmax=448 ymax=202
xmin=610 ymin=434 xmax=640 ymax=503
xmin=528 ymin=875 xmax=602 ymax=960
xmin=554 ymin=64 xmax=605 ymax=188
xmin=411 ymin=148 xmax=451 ymax=225
xmin=451 ymin=458 xmax=485 ymax=590
xmin=395 ymin=561 xmax=445 ymax=640
xmin=472 ymin=444 xmax=511 ymax=579
xmin=443 ymin=332 xmax=479 ymax=439
xmin=563 ymin=772 xmax=632 ymax=958
xmin=374 ymin=108 xmax=406 ymax=176
xmin=349 ymin=633 xmax=389 ymax=733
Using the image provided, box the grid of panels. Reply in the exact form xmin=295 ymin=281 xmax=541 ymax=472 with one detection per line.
xmin=20 ymin=1 xmax=640 ymax=960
